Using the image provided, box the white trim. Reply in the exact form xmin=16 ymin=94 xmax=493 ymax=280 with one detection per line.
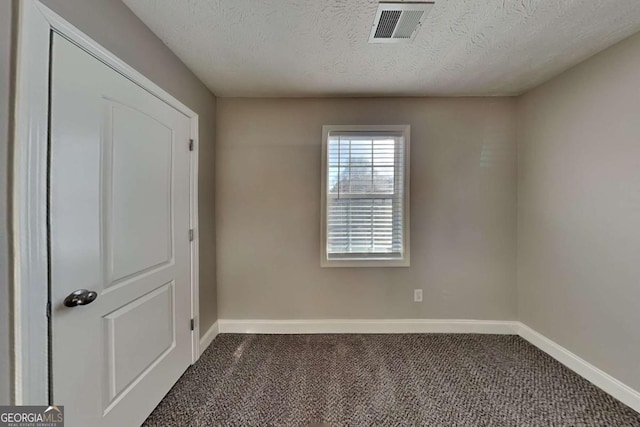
xmin=13 ymin=0 xmax=51 ymax=405
xmin=516 ymin=323 xmax=640 ymax=413
xmin=320 ymin=124 xmax=411 ymax=268
xmin=218 ymin=319 xmax=518 ymax=335
xmin=189 ymin=116 xmax=200 ymax=363
xmin=13 ymin=0 xmax=200 ymax=404
xmin=199 ymin=321 xmax=219 ymax=356
xmin=34 ymin=3 xmax=196 ymax=118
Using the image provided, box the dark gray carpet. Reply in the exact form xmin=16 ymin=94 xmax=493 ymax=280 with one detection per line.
xmin=144 ymin=334 xmax=640 ymax=426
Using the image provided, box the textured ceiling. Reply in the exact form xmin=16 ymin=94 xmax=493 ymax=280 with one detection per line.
xmin=122 ymin=0 xmax=640 ymax=97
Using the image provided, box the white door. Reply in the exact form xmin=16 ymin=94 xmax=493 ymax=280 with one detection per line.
xmin=49 ymin=34 xmax=193 ymax=427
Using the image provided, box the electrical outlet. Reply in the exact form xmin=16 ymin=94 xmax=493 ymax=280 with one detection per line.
xmin=414 ymin=289 xmax=423 ymax=302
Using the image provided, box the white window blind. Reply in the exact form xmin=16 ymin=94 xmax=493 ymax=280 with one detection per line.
xmin=323 ymin=128 xmax=408 ymax=265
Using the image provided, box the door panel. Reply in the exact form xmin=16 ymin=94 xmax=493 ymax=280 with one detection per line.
xmin=50 ymin=34 xmax=192 ymax=427
xmin=103 ymin=282 xmax=175 ymax=407
xmin=109 ymin=102 xmax=173 ymax=283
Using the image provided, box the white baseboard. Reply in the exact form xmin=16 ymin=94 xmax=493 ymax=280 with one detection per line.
xmin=217 ymin=319 xmax=518 ymax=335
xmin=199 ymin=321 xmax=219 ymax=356
xmin=516 ymin=323 xmax=640 ymax=413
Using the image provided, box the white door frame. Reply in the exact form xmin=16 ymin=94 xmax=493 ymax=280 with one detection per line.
xmin=12 ymin=0 xmax=201 ymax=405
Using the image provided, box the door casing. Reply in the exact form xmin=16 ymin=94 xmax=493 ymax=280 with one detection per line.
xmin=12 ymin=0 xmax=201 ymax=405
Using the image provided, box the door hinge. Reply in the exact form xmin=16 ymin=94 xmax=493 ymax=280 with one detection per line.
xmin=190 ymin=318 xmax=195 ymax=331
xmin=46 ymin=301 xmax=51 ymax=319
xmin=188 ymin=229 xmax=194 ymax=241
xmin=189 ymin=139 xmax=194 ymax=151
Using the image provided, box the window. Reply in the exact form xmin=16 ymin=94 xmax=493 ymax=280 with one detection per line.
xmin=321 ymin=125 xmax=410 ymax=267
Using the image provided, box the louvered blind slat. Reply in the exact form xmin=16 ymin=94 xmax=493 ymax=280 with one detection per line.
xmin=325 ymin=132 xmax=405 ymax=260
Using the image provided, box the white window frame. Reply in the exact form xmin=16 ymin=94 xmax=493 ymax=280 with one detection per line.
xmin=321 ymin=125 xmax=410 ymax=268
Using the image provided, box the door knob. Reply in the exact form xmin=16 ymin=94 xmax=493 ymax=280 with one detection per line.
xmin=63 ymin=289 xmax=98 ymax=307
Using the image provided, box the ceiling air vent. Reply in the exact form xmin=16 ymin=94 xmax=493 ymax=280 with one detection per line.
xmin=368 ymin=2 xmax=434 ymax=43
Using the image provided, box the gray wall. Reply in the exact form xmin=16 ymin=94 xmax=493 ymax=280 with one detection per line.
xmin=517 ymin=31 xmax=640 ymax=391
xmin=0 ymin=0 xmax=16 ymax=407
xmin=216 ymin=97 xmax=517 ymax=320
xmin=38 ymin=0 xmax=218 ymax=335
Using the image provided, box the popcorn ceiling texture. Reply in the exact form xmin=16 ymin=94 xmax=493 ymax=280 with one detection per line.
xmin=123 ymin=0 xmax=640 ymax=97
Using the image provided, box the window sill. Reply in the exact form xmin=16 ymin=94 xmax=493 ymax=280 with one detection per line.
xmin=321 ymin=257 xmax=410 ymax=268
